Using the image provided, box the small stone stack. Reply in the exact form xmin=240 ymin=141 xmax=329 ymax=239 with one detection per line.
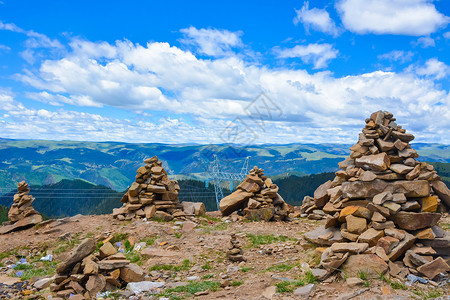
xmin=219 ymin=166 xmax=291 ymax=221
xmin=50 ymin=239 xmax=144 ymax=298
xmin=113 ymin=156 xmax=182 ymax=221
xmin=303 ymin=111 xmax=450 ymax=281
xmin=227 ymin=234 xmax=246 ymax=262
xmin=8 ymin=181 xmax=41 ymax=222
xmin=0 ymin=181 xmax=42 ymax=234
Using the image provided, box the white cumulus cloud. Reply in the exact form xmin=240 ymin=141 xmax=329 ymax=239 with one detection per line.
xmin=378 ymin=50 xmax=414 ymax=63
xmin=293 ymin=1 xmax=340 ymax=36
xmin=336 ymin=0 xmax=450 ymax=36
xmin=179 ymin=26 xmax=243 ymax=56
xmin=415 ymin=58 xmax=449 ymax=80
xmin=416 ymin=36 xmax=435 ymax=48
xmin=274 ymin=43 xmax=338 ymax=69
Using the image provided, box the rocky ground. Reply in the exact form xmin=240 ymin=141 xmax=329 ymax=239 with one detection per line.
xmin=0 ymin=212 xmax=448 ymax=300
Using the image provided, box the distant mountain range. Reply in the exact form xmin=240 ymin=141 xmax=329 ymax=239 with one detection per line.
xmin=0 ymin=138 xmax=449 ymax=191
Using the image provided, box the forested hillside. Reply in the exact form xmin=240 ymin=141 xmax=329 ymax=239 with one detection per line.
xmin=1 ymin=138 xmax=449 ymax=191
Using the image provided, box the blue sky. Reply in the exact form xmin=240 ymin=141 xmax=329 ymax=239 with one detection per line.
xmin=0 ymin=0 xmax=449 ymax=144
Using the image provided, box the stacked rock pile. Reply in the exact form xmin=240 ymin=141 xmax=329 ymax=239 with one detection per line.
xmin=227 ymin=234 xmax=246 ymax=262
xmin=219 ymin=166 xmax=291 ymax=221
xmin=0 ymin=181 xmax=42 ymax=234
xmin=303 ymin=111 xmax=450 ymax=281
xmin=50 ymin=238 xmax=144 ymax=298
xmin=113 ymin=156 xmax=183 ymax=221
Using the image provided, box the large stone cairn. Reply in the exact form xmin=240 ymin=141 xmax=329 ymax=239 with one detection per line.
xmin=7 ymin=181 xmax=42 ymax=225
xmin=113 ymin=156 xmax=182 ymax=221
xmin=303 ymin=111 xmax=450 ymax=281
xmin=50 ymin=238 xmax=144 ymax=298
xmin=219 ymin=166 xmax=291 ymax=221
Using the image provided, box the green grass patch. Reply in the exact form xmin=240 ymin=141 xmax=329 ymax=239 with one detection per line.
xmin=246 ymin=234 xmax=297 ymax=248
xmin=275 ymin=279 xmax=305 ymax=293
xmin=174 ymin=232 xmax=183 ymax=239
xmin=125 ymin=252 xmax=143 ymax=266
xmin=441 ymin=222 xmax=450 ymax=231
xmin=140 ymin=236 xmax=158 ymax=246
xmin=113 ymin=232 xmax=128 ymax=242
xmin=413 ymin=289 xmax=443 ymax=299
xmin=231 ymin=280 xmax=244 ymax=287
xmin=201 ymin=274 xmax=214 ymax=279
xmin=266 ymin=263 xmax=298 ymax=272
xmin=202 ymin=262 xmax=212 ymax=270
xmin=159 ymin=281 xmax=220 ymax=299
xmin=200 ymin=222 xmax=229 ymax=234
xmin=379 ymin=273 xmax=407 ymax=290
xmin=200 ymin=215 xmax=222 ymax=223
xmin=241 ymin=267 xmax=253 ymax=272
xmin=304 ymin=270 xmax=317 ymax=284
xmin=12 ymin=261 xmax=57 ymax=280
xmin=13 ymin=263 xmax=33 ymax=270
xmin=150 ymin=259 xmax=192 ymax=272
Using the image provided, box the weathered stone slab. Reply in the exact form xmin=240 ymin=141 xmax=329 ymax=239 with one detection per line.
xmin=304 ymin=226 xmax=345 ymax=246
xmin=219 ymin=190 xmax=253 ymax=216
xmin=342 ymin=254 xmax=388 ymax=278
xmin=342 ymin=180 xmax=430 ymax=199
xmin=431 ymin=180 xmax=450 ymax=208
xmin=392 ymin=212 xmax=440 ymax=230
xmin=0 ymin=214 xmax=42 ymax=234
xmin=355 ymin=153 xmax=390 ymax=171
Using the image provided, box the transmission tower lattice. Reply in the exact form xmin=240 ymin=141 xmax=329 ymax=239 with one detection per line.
xmin=209 ymin=155 xmax=250 ymax=210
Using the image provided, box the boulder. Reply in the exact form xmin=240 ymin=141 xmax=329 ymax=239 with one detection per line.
xmin=417 ymin=257 xmax=450 ymax=279
xmin=313 ymin=180 xmax=332 ymax=207
xmin=420 ymin=196 xmax=438 ymax=213
xmin=389 ymin=164 xmax=413 ymax=175
xmin=342 ymin=180 xmax=430 ymax=199
xmin=120 ymin=263 xmax=145 ymax=283
xmin=331 ymin=242 xmax=369 ymax=254
xmin=57 ymin=238 xmax=96 ymax=274
xmin=219 ymin=190 xmax=253 ymax=216
xmin=99 ymin=242 xmax=116 ymax=259
xmin=85 ymin=274 xmax=106 ymax=295
xmin=355 ymin=153 xmax=390 ymax=171
xmin=345 ymin=215 xmax=367 ymax=234
xmin=244 ymin=207 xmax=274 ymax=221
xmin=392 ymin=212 xmax=440 ymax=230
xmin=342 ymin=254 xmax=388 ymax=278
xmin=358 ymin=228 xmax=384 ymax=247
xmin=388 ymin=232 xmax=416 ymax=261
xmin=181 ymin=202 xmax=206 ymax=216
xmin=431 ymin=180 xmax=450 ymax=208
xmin=304 ymin=226 xmax=345 ymax=246
xmin=0 ymin=214 xmax=43 ymax=234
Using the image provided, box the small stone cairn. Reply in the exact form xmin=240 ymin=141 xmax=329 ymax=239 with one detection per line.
xmin=0 ymin=181 xmax=42 ymax=234
xmin=113 ymin=156 xmax=183 ymax=221
xmin=227 ymin=234 xmax=246 ymax=262
xmin=302 ymin=111 xmax=450 ymax=281
xmin=8 ymin=181 xmax=41 ymax=222
xmin=219 ymin=166 xmax=291 ymax=221
xmin=50 ymin=238 xmax=144 ymax=298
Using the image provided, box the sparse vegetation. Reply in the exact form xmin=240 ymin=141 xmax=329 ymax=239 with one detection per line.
xmin=275 ymin=279 xmax=305 ymax=293
xmin=140 ymin=236 xmax=158 ymax=245
xmin=158 ymin=280 xmax=220 ymax=299
xmin=413 ymin=288 xmax=443 ymax=299
xmin=266 ymin=263 xmax=298 ymax=272
xmin=12 ymin=261 xmax=57 ymax=280
xmin=379 ymin=273 xmax=407 ymax=290
xmin=149 ymin=259 xmax=192 ymax=272
xmin=241 ymin=266 xmax=253 ymax=272
xmin=231 ymin=280 xmax=244 ymax=286
xmin=200 ymin=222 xmax=228 ymax=234
xmin=246 ymin=234 xmax=297 ymax=248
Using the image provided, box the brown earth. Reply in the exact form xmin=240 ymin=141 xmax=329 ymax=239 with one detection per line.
xmin=0 ymin=212 xmax=448 ymax=299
